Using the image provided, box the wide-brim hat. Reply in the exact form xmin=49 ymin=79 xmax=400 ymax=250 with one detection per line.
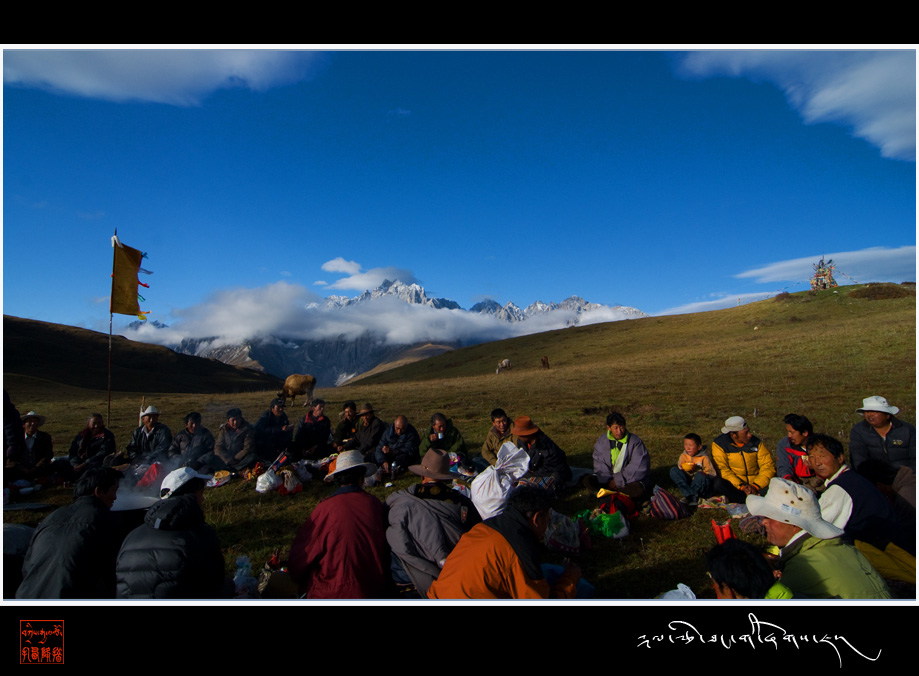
xmin=324 ymin=450 xmax=377 ymax=481
xmin=409 ymin=449 xmax=455 ymax=481
xmin=721 ymin=416 xmax=747 ymax=434
xmin=746 ymin=477 xmax=844 ymax=540
xmin=21 ymin=411 xmax=46 ymax=426
xmin=511 ymin=415 xmax=539 ymax=436
xmin=140 ymin=405 xmax=160 ymax=417
xmin=856 ymin=396 xmax=899 ymax=415
xmin=160 ymin=467 xmax=213 ymax=499
xmin=358 ymin=403 xmax=376 ymax=415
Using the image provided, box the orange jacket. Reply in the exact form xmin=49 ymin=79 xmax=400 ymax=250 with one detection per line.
xmin=427 ymin=522 xmax=577 ymax=599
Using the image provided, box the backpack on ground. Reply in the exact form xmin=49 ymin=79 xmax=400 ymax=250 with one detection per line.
xmin=649 ymin=485 xmax=689 ymax=519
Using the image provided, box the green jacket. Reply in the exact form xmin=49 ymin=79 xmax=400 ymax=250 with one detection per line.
xmin=419 ymin=419 xmax=468 ymax=458
xmin=779 ymin=534 xmax=891 ymax=599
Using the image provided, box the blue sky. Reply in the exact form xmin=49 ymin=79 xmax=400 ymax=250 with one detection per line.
xmin=2 ymin=48 xmax=915 ymax=346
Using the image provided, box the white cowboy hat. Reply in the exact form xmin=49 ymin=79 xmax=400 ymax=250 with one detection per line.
xmin=140 ymin=405 xmax=161 ymax=417
xmin=856 ymin=396 xmax=899 ymax=415
xmin=324 ymin=450 xmax=377 ymax=482
xmin=746 ymin=477 xmax=844 ymax=540
xmin=21 ymin=411 xmax=46 ymax=426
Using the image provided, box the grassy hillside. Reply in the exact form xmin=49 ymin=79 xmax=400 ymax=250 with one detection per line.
xmin=4 ymin=284 xmax=914 ymax=599
xmin=3 ymin=315 xmax=284 ymax=395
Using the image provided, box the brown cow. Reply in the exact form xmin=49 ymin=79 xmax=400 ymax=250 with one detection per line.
xmin=277 ymin=374 xmax=317 ymax=407
xmin=541 ymin=356 xmax=550 ymax=369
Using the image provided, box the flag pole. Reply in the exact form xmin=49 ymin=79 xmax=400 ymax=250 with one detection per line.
xmin=108 ymin=229 xmax=117 ymax=425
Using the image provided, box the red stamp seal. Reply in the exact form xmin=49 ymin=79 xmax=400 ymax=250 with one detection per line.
xmin=20 ymin=621 xmax=64 ymax=664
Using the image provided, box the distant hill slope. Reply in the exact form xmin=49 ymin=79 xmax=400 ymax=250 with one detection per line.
xmin=343 ymin=343 xmax=457 ymax=384
xmin=352 ymin=284 xmax=917 ymax=392
xmin=3 ymin=315 xmax=284 ymax=394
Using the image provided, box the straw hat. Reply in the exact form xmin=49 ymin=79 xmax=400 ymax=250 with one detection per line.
xmin=409 ymin=449 xmax=455 ymax=481
xmin=746 ymin=477 xmax=844 ymax=540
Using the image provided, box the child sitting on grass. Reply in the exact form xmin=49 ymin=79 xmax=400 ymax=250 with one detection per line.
xmin=670 ymin=433 xmax=716 ymax=506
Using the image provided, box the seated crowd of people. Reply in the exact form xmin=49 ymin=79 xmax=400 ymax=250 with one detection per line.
xmin=4 ymin=390 xmax=915 ymax=600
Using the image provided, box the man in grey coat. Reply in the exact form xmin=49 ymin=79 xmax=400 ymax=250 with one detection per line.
xmin=384 ymin=449 xmax=480 ymax=596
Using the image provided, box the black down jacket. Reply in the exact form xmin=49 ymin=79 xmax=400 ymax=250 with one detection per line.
xmin=115 ymin=494 xmax=225 ymax=598
xmin=16 ymin=496 xmax=122 ymax=599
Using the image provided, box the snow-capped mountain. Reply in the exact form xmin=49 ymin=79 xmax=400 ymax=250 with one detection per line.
xmin=167 ymin=279 xmax=647 ymax=385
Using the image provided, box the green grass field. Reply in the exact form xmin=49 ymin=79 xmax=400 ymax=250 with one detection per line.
xmin=4 ymin=284 xmax=915 ymax=598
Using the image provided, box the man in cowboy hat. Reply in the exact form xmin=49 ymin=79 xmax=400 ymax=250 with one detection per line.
xmin=849 ymin=395 xmax=915 ymax=488
xmin=711 ymin=415 xmax=775 ymax=503
xmin=124 ymin=405 xmax=173 ymax=466
xmin=6 ymin=410 xmax=54 ymax=482
xmin=746 ymin=477 xmax=891 ymax=599
xmin=512 ymin=415 xmax=571 ymax=483
xmin=352 ymin=403 xmax=386 ymax=463
xmin=288 ymin=450 xmax=387 ymax=598
xmin=385 ymin=449 xmax=481 ymax=596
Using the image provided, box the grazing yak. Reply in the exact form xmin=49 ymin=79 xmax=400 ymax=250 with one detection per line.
xmin=278 ymin=374 xmax=317 ymax=407
xmin=496 ymin=358 xmax=511 ymax=374
xmin=541 ymin=356 xmax=550 ymax=369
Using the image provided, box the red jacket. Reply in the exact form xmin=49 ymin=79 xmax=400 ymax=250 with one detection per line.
xmin=288 ymin=486 xmax=387 ymax=599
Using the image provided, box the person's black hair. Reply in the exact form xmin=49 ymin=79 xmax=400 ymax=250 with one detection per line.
xmin=184 ymin=411 xmax=202 ymax=425
xmin=606 ymin=411 xmax=626 ymax=428
xmin=783 ymin=413 xmax=813 ymax=436
xmin=506 ymin=483 xmax=553 ymax=517
xmin=431 ymin=412 xmax=447 ymax=426
xmin=491 ymin=408 xmax=508 ymax=421
xmin=331 ymin=465 xmax=366 ymax=486
xmin=684 ymin=433 xmax=702 ymax=446
xmin=805 ymin=433 xmax=845 ymax=461
xmin=74 ymin=467 xmax=122 ymax=500
xmin=226 ymin=408 xmax=243 ymax=420
xmin=312 ymin=398 xmax=326 ymax=407
xmin=342 ymin=401 xmax=356 ymax=411
xmin=705 ymin=539 xmax=776 ymax=599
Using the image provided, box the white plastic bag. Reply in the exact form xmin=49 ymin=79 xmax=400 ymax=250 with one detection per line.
xmin=256 ymin=468 xmax=282 ymax=493
xmin=471 ymin=442 xmax=530 ymax=520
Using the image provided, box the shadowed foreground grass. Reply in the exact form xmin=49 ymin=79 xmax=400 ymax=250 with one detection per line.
xmin=4 ymin=284 xmax=915 ymax=599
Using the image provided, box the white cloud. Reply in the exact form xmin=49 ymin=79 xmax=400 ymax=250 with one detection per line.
xmin=3 ymin=49 xmax=321 ymax=105
xmin=320 ymin=257 xmax=363 ymax=275
xmin=319 ymin=258 xmax=421 ymax=291
xmin=736 ymin=246 xmax=916 ymax=285
xmin=656 ymin=292 xmax=777 ymax=316
xmin=678 ymin=50 xmax=916 ymax=161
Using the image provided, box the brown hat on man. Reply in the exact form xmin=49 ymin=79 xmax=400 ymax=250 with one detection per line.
xmin=511 ymin=416 xmax=539 ymax=437
xmin=409 ymin=449 xmax=455 ymax=481
xmin=358 ymin=403 xmax=376 ymax=416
